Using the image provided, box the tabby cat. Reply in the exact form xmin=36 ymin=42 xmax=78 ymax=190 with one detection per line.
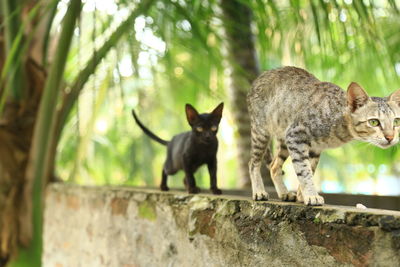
xmin=247 ymin=66 xmax=400 ymax=205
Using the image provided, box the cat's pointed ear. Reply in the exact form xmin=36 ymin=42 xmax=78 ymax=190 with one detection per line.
xmin=185 ymin=104 xmax=199 ymax=125
xmin=211 ymin=102 xmax=224 ymax=122
xmin=347 ymin=82 xmax=369 ymax=112
xmin=388 ymin=89 xmax=400 ymax=106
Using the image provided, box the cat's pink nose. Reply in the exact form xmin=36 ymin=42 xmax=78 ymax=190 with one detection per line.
xmin=385 ymin=135 xmax=394 ymax=142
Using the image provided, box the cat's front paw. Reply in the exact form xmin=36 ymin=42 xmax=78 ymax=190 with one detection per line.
xmin=160 ymin=185 xmax=169 ymax=191
xmin=211 ymin=188 xmax=222 ymax=195
xmin=303 ymin=195 xmax=324 ymax=206
xmin=188 ymin=187 xmax=201 ymax=194
xmin=279 ymin=192 xmax=296 ymax=202
xmin=253 ymin=191 xmax=269 ymax=201
xmin=296 ymin=190 xmax=304 ymax=203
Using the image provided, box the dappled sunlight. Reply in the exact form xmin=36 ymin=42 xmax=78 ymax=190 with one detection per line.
xmin=2 ymin=0 xmax=400 ymax=264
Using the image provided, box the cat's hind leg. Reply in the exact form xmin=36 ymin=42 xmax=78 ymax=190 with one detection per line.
xmin=184 ymin=173 xmax=200 ymax=194
xmin=270 ymin=142 xmax=296 ymax=201
xmin=249 ymin=128 xmax=269 ymax=201
xmin=160 ymin=169 xmax=169 ymax=191
xmin=182 ymin=159 xmax=200 ymax=194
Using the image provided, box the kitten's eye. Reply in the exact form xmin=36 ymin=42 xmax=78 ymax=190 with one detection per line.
xmin=211 ymin=126 xmax=218 ymax=131
xmin=196 ymin=127 xmax=203 ymax=132
xmin=368 ymin=119 xmax=380 ymax=127
xmin=394 ymin=118 xmax=400 ymax=127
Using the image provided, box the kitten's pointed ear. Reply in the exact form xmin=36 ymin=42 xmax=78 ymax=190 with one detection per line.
xmin=211 ymin=102 xmax=224 ymax=122
xmin=185 ymin=104 xmax=199 ymax=125
xmin=347 ymin=82 xmax=369 ymax=112
xmin=388 ymin=89 xmax=400 ymax=106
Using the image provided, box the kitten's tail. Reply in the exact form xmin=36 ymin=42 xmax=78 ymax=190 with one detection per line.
xmin=131 ymin=109 xmax=169 ymax=146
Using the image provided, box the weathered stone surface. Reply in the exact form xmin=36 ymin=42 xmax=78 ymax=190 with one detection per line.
xmin=43 ymin=184 xmax=400 ymax=267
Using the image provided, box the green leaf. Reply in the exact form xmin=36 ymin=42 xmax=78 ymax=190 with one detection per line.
xmin=55 ymin=0 xmax=155 ymax=142
xmin=14 ymin=1 xmax=82 ymax=266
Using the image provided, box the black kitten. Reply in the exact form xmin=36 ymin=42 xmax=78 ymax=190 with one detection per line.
xmin=131 ymin=103 xmax=224 ymax=195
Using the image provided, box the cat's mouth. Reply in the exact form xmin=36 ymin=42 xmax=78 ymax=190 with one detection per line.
xmin=199 ymin=137 xmax=216 ymax=144
xmin=375 ymin=140 xmax=397 ymax=149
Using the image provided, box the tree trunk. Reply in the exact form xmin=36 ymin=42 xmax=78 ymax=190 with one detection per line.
xmin=220 ymin=0 xmax=272 ymax=188
xmin=0 ymin=2 xmax=47 ymax=264
xmin=0 ymin=53 xmax=45 ymax=265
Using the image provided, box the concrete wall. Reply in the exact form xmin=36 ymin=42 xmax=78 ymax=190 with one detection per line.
xmin=43 ymin=184 xmax=400 ymax=267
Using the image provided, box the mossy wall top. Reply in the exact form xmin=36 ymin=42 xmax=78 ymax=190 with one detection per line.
xmin=43 ymin=184 xmax=400 ymax=267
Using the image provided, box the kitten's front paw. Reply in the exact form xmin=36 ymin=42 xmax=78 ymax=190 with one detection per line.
xmin=211 ymin=188 xmax=222 ymax=195
xmin=279 ymin=192 xmax=296 ymax=202
xmin=303 ymin=195 xmax=324 ymax=206
xmin=253 ymin=191 xmax=269 ymax=201
xmin=160 ymin=185 xmax=169 ymax=191
xmin=188 ymin=187 xmax=201 ymax=194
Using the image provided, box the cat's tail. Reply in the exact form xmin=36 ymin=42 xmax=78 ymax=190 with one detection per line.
xmin=131 ymin=109 xmax=169 ymax=146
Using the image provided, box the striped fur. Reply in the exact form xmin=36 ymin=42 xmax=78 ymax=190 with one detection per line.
xmin=247 ymin=66 xmax=400 ymax=205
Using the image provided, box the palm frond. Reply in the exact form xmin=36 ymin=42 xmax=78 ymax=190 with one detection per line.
xmin=56 ymin=0 xmax=155 ymax=139
xmin=42 ymin=0 xmax=61 ymax=67
xmin=17 ymin=1 xmax=82 ymax=264
xmin=0 ymin=0 xmax=24 ymax=102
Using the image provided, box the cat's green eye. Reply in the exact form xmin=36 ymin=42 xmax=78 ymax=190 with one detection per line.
xmin=196 ymin=127 xmax=203 ymax=132
xmin=211 ymin=126 xmax=218 ymax=131
xmin=394 ymin=118 xmax=400 ymax=127
xmin=368 ymin=119 xmax=380 ymax=127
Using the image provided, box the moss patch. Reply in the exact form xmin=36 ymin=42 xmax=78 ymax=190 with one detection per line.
xmin=138 ymin=201 xmax=157 ymax=221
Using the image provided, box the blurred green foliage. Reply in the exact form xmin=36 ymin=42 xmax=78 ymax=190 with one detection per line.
xmin=57 ymin=0 xmax=400 ymax=195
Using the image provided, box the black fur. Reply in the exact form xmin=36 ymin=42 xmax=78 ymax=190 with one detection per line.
xmin=132 ymin=110 xmax=168 ymax=145
xmin=0 ymin=255 xmax=9 ymax=267
xmin=132 ymin=103 xmax=224 ymax=195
